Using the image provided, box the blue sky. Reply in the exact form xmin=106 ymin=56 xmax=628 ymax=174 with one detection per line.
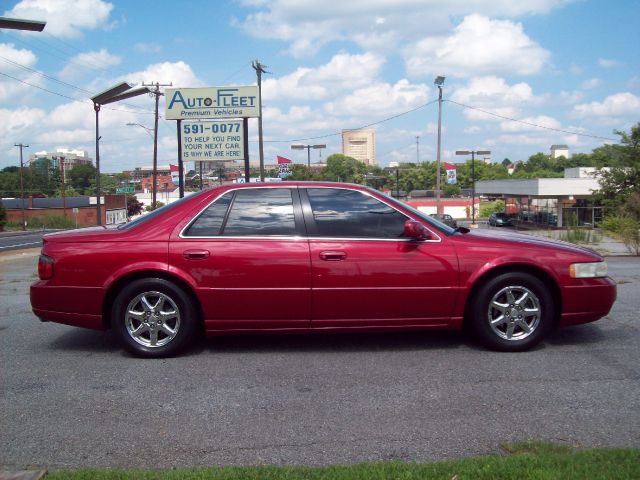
xmin=1 ymin=0 xmax=638 ymax=173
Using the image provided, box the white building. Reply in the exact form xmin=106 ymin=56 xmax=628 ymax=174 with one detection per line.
xmin=342 ymin=129 xmax=376 ymax=165
xmin=550 ymin=144 xmax=569 ymax=159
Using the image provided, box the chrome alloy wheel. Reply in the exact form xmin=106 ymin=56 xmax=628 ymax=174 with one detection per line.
xmin=125 ymin=291 xmax=181 ymax=348
xmin=487 ymin=285 xmax=541 ymax=341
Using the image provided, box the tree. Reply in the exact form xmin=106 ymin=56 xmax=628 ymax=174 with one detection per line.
xmin=594 ymin=123 xmax=640 ymax=218
xmin=126 ymin=194 xmax=144 ymax=217
xmin=67 ymin=164 xmax=96 ymax=195
xmin=323 ymin=154 xmax=366 ymax=183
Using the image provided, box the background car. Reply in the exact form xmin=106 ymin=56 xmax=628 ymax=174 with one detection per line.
xmin=489 ymin=212 xmax=512 ymax=227
xmin=429 ymin=213 xmax=458 ymax=228
xmin=31 ymin=182 xmax=615 ymax=357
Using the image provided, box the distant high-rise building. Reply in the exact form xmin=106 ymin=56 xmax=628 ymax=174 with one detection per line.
xmin=30 ymin=148 xmax=93 ymax=171
xmin=342 ymin=129 xmax=376 ymax=165
xmin=550 ymin=144 xmax=569 ymax=159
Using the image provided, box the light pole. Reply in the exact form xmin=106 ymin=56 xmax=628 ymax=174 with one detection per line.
xmin=91 ymin=83 xmax=150 ymax=225
xmin=4 ymin=18 xmax=45 ymax=231
xmin=434 ymin=75 xmax=445 ymax=214
xmin=456 ymin=149 xmax=491 ymax=225
xmin=291 ymin=144 xmax=326 ymax=168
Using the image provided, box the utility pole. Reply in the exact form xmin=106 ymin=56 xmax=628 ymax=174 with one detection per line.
xmin=14 ymin=143 xmax=28 ymax=230
xmin=143 ymin=82 xmax=172 ymax=209
xmin=58 ymin=157 xmax=67 ymax=218
xmin=252 ymin=60 xmax=269 ymax=181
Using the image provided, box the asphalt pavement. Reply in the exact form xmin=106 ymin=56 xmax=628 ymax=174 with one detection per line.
xmin=0 ymin=250 xmax=638 ymax=470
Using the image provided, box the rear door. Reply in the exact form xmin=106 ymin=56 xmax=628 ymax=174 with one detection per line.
xmin=302 ymin=187 xmax=458 ymax=327
xmin=169 ymin=187 xmax=311 ymax=331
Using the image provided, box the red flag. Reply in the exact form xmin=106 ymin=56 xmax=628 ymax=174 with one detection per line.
xmin=170 ymin=164 xmax=179 ymax=172
xmin=277 ymin=155 xmax=292 ymax=164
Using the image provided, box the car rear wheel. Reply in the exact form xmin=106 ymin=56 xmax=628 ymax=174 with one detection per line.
xmin=469 ymin=272 xmax=554 ymax=351
xmin=112 ymin=278 xmax=198 ymax=358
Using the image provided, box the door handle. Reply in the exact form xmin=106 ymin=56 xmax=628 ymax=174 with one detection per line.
xmin=319 ymin=251 xmax=347 ymax=261
xmin=183 ymin=249 xmax=210 ymax=260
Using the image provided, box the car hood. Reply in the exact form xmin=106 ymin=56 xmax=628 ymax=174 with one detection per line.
xmin=461 ymin=229 xmax=603 ymax=260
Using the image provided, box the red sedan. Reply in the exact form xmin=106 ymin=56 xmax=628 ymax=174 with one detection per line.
xmin=31 ymin=182 xmax=616 ymax=357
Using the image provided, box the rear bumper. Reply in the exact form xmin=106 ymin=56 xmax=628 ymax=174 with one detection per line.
xmin=30 ymin=282 xmax=106 ymax=330
xmin=559 ymin=276 xmax=617 ymax=327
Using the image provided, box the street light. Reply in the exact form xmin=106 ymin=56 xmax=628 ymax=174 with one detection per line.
xmin=0 ymin=16 xmax=46 ymax=31
xmin=91 ymin=82 xmax=150 ymax=225
xmin=456 ymin=149 xmax=491 ymax=226
xmin=434 ymin=75 xmax=445 ymax=215
xmin=291 ymin=144 xmax=326 ymax=168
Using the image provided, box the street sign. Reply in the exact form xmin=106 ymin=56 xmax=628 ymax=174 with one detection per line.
xmin=116 ymin=187 xmax=134 ymax=193
xmin=181 ymin=120 xmax=244 ymax=161
xmin=165 ymin=86 xmax=259 ymax=120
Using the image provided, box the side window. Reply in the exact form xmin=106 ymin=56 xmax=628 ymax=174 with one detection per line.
xmin=223 ymin=188 xmax=296 ymax=236
xmin=184 ymin=192 xmax=233 ymax=236
xmin=307 ymin=188 xmax=408 ymax=238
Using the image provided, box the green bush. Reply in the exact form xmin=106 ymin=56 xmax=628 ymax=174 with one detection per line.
xmin=600 ymin=214 xmax=640 ymax=255
xmin=5 ymin=215 xmax=76 ymax=230
xmin=145 ymin=201 xmax=165 ymax=212
xmin=479 ymin=200 xmax=505 ymax=218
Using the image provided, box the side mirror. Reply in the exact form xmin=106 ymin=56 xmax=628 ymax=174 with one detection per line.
xmin=403 ymin=220 xmax=432 ymax=240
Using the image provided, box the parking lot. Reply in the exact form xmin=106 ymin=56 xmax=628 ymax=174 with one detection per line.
xmin=1 ymin=249 xmax=639 ymax=469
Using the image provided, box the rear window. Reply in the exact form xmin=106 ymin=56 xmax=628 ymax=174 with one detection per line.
xmin=118 ymin=191 xmax=206 ymax=231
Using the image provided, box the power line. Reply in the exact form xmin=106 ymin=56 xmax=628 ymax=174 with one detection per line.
xmin=446 ymin=99 xmax=617 ymax=142
xmin=263 ymin=99 xmax=439 ymax=144
xmin=0 ymin=70 xmax=156 ymax=115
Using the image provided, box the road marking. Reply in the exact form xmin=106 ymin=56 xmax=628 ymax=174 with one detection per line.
xmin=0 ymin=241 xmax=42 ymax=250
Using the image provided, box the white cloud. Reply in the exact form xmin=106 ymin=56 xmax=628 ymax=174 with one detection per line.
xmin=235 ymin=0 xmax=573 ymax=57
xmin=0 ymin=107 xmax=47 ymax=141
xmin=324 ymin=79 xmax=429 ymax=118
xmin=4 ymin=0 xmax=114 ymax=38
xmin=0 ymin=43 xmax=37 ymax=69
xmin=123 ymin=61 xmax=201 ymax=89
xmin=573 ymin=92 xmax=640 ymax=117
xmin=464 ymin=126 xmax=482 ymax=134
xmin=581 ymin=78 xmax=601 ymax=90
xmin=263 ymin=52 xmax=386 ymax=101
xmin=59 ymin=49 xmax=121 ymax=80
xmin=404 ymin=14 xmax=550 ymax=78
xmin=450 ymin=76 xmax=541 ymax=120
xmin=499 ymin=115 xmax=561 ymax=133
xmin=134 ymin=43 xmax=162 ymax=54
xmin=598 ymin=58 xmax=621 ymax=68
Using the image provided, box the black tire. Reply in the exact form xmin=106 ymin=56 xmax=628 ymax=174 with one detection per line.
xmin=469 ymin=272 xmax=554 ymax=352
xmin=112 ymin=278 xmax=198 ymax=358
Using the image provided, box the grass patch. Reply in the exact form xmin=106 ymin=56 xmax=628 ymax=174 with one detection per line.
xmin=43 ymin=442 xmax=640 ymax=480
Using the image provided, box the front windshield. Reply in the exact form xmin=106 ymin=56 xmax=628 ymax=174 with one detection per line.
xmin=367 ymin=187 xmax=457 ymax=235
xmin=118 ymin=190 xmax=207 ymax=231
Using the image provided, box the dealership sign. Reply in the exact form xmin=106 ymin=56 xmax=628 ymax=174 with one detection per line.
xmin=165 ymin=86 xmax=259 ymax=120
xmin=181 ymin=120 xmax=244 ymax=161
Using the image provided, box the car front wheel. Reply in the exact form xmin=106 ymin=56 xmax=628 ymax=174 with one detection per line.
xmin=469 ymin=272 xmax=554 ymax=351
xmin=112 ymin=278 xmax=198 ymax=358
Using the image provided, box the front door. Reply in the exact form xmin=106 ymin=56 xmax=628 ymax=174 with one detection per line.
xmin=302 ymin=187 xmax=458 ymax=327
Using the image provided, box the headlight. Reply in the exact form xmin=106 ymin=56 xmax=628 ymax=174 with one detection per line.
xmin=570 ymin=261 xmax=608 ymax=278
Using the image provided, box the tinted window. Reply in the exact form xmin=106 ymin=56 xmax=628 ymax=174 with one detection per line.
xmin=223 ymin=188 xmax=296 ymax=236
xmin=307 ymin=188 xmax=407 ymax=238
xmin=184 ymin=192 xmax=233 ymax=236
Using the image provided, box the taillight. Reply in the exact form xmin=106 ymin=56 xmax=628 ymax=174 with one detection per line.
xmin=38 ymin=255 xmax=54 ymax=280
